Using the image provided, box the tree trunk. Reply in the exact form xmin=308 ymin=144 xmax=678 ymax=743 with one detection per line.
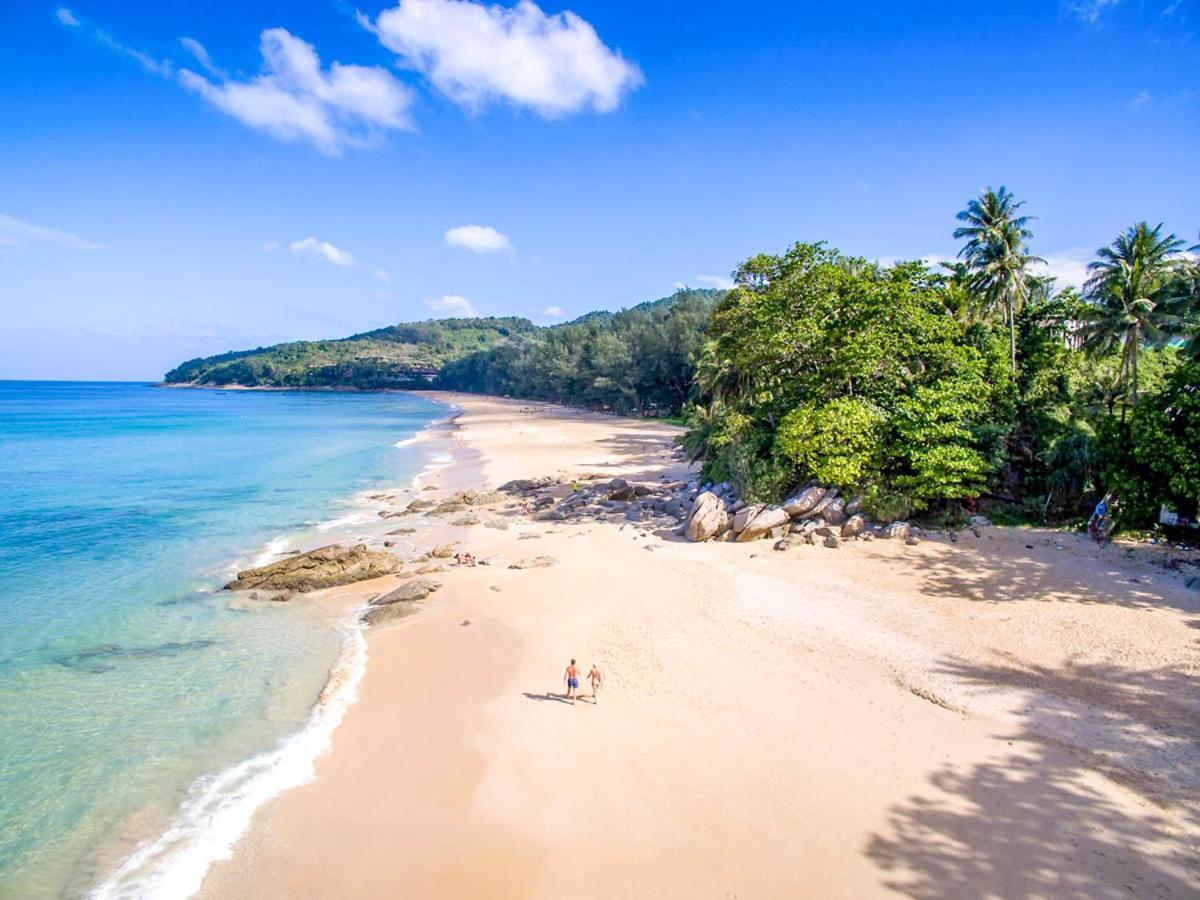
xmin=1130 ymin=327 xmax=1139 ymax=406
xmin=1008 ymin=297 xmax=1017 ymax=371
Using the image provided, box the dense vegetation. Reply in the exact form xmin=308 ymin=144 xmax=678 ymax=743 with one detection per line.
xmin=164 ymin=318 xmax=537 ymax=389
xmin=166 ymin=193 xmax=1199 ymax=530
xmin=434 ymin=290 xmax=719 ymax=414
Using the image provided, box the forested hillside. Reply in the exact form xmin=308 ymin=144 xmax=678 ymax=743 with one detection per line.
xmin=164 ymin=318 xmax=537 ymax=389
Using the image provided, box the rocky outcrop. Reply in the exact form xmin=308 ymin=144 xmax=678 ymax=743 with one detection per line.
xmin=361 ymin=603 xmax=419 ymax=627
xmin=685 ymin=491 xmax=730 ymax=542
xmin=735 ymin=506 xmax=790 ymax=542
xmin=782 ymin=486 xmax=826 ymax=518
xmin=225 ymin=544 xmax=401 ymax=593
xmin=368 ymin=578 xmax=441 ymax=606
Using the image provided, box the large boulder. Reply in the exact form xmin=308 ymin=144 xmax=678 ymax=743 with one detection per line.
xmin=368 ymin=578 xmax=441 ymax=606
xmin=841 ymin=514 xmax=867 ymax=538
xmin=782 ymin=486 xmax=826 ymax=518
xmin=225 ymin=544 xmax=401 ymax=593
xmin=685 ymin=491 xmax=730 ymax=542
xmin=805 ymin=489 xmax=840 ymax=520
xmin=822 ymin=498 xmax=847 ymax=526
xmin=884 ymin=522 xmax=912 ymax=541
xmin=360 ymin=603 xmax=420 ymax=627
xmin=736 ymin=507 xmax=790 ymax=542
xmin=731 ymin=504 xmax=765 ymax=534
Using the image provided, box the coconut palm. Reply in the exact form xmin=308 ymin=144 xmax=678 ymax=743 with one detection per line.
xmin=1080 ymin=222 xmax=1187 ymax=405
xmin=954 ymin=186 xmax=1045 ymax=370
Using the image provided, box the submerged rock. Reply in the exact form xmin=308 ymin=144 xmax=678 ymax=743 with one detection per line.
xmin=225 ymin=544 xmax=401 ymax=593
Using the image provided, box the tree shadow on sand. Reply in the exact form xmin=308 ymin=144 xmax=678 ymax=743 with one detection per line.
xmin=866 ymin=658 xmax=1200 ymax=898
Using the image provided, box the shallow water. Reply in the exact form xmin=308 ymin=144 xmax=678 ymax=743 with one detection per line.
xmin=0 ymin=382 xmax=444 ymax=897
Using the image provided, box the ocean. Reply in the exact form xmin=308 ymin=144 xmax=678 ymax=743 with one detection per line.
xmin=0 ymin=382 xmax=448 ymax=898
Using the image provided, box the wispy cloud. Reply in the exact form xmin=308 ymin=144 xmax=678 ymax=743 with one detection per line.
xmin=261 ymin=240 xmax=281 ymax=253
xmin=1065 ymin=0 xmax=1121 ymax=23
xmin=365 ymin=0 xmax=642 ymax=117
xmin=694 ymin=274 xmax=734 ymax=290
xmin=1130 ymin=90 xmax=1153 ymax=109
xmin=289 ymin=236 xmax=355 ymax=266
xmin=55 ymin=7 xmax=173 ymax=76
xmin=374 ymin=267 xmax=392 ymax=283
xmin=179 ymin=36 xmax=224 ymax=79
xmin=541 ymin=305 xmax=565 ymax=318
xmin=444 ymin=224 xmax=512 ymax=253
xmin=179 ymin=29 xmax=414 ymax=156
xmin=0 ymin=213 xmax=103 ymax=250
xmin=426 ymin=294 xmax=480 ymax=317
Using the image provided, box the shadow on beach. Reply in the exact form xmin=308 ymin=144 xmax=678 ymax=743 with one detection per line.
xmin=866 ymin=658 xmax=1200 ymax=898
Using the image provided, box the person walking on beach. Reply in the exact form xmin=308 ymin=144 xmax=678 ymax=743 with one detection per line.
xmin=588 ymin=663 xmax=603 ymax=703
xmin=564 ymin=659 xmax=580 ymax=703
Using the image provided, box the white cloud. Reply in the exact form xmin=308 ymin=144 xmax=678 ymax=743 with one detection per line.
xmin=1037 ymin=251 xmax=1093 ymax=289
xmin=179 ymin=28 xmax=413 ymax=155
xmin=374 ymin=267 xmax=392 ymax=283
xmin=426 ymin=294 xmax=480 ymax=317
xmin=695 ymin=274 xmax=735 ymax=290
xmin=541 ymin=305 xmax=565 ymax=318
xmin=0 ymin=213 xmax=103 ymax=250
xmin=444 ymin=224 xmax=512 ymax=253
xmin=1066 ymin=0 xmax=1121 ymax=23
xmin=56 ymin=8 xmax=79 ymax=27
xmin=1130 ymin=90 xmax=1153 ymax=109
xmin=180 ymin=37 xmax=224 ymax=78
xmin=369 ymin=0 xmax=643 ymax=116
xmin=289 ymin=236 xmax=355 ymax=266
xmin=56 ymin=9 xmax=172 ymax=76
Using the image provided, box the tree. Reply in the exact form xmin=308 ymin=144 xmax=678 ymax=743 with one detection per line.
xmin=1080 ymin=222 xmax=1187 ymax=406
xmin=954 ymin=186 xmax=1045 ymax=370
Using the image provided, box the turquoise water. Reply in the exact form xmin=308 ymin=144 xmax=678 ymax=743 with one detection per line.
xmin=0 ymin=382 xmax=445 ymax=898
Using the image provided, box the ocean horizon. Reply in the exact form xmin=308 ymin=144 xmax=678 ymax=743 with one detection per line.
xmin=0 ymin=381 xmax=448 ymax=897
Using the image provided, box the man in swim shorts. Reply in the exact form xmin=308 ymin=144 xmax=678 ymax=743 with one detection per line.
xmin=564 ymin=659 xmax=580 ymax=703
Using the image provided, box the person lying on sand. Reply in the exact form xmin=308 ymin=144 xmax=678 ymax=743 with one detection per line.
xmin=454 ymin=552 xmax=476 ymax=567
xmin=588 ymin=663 xmax=603 ymax=702
xmin=564 ymin=659 xmax=580 ymax=703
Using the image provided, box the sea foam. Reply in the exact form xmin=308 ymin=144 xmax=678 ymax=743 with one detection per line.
xmin=88 ymin=621 xmax=368 ymax=900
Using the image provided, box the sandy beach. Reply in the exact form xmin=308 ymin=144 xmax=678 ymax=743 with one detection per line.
xmin=197 ymin=393 xmax=1200 ymax=899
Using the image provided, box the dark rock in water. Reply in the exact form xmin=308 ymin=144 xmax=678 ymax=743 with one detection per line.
xmin=369 ymin=578 xmax=441 ymax=606
xmin=360 ymin=603 xmax=419 ymax=627
xmin=55 ymin=639 xmax=218 ymax=673
xmin=508 ymin=556 xmax=557 ymax=569
xmin=224 ymin=544 xmax=401 ymax=593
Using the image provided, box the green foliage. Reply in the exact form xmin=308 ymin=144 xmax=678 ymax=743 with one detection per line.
xmin=775 ymin=398 xmax=886 ymax=488
xmin=165 ymin=318 xmax=538 ymax=388
xmin=435 ymin=289 xmax=720 ymax=415
xmin=684 ymin=242 xmax=1012 ymax=513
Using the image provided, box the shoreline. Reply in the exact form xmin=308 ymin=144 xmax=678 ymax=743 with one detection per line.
xmin=85 ymin=394 xmax=471 ymax=897
xmin=186 ymin=392 xmax=1198 ymax=898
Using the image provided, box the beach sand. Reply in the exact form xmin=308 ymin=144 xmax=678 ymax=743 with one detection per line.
xmin=198 ymin=393 xmax=1200 ymax=899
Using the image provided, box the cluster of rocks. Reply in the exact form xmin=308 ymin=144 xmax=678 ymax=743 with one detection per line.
xmin=224 ymin=544 xmax=403 ymax=596
xmin=360 ymin=578 xmax=441 ymax=627
xmin=685 ymin=484 xmax=962 ymax=550
xmin=379 ymin=489 xmax=505 ymax=519
xmin=498 ymin=475 xmax=694 ymax=529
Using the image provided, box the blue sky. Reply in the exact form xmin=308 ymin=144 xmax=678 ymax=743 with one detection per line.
xmin=1 ymin=0 xmax=1197 ymax=380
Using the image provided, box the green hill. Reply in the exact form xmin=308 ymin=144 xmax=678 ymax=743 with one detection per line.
xmin=163 ymin=317 xmax=537 ymax=389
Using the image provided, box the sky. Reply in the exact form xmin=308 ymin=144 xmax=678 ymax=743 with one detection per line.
xmin=1 ymin=0 xmax=1197 ymax=380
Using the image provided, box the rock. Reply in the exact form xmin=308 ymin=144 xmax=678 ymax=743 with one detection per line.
xmin=431 ymin=544 xmax=456 ymax=559
xmin=383 ymin=540 xmax=396 ymax=548
xmin=368 ymin=578 xmax=441 ymax=606
xmin=731 ymin=504 xmax=765 ymax=534
xmin=805 ymin=489 xmax=840 ymax=520
xmin=1185 ymin=576 xmax=1200 ymax=591
xmin=360 ymin=603 xmax=419 ymax=627
xmin=607 ymin=478 xmax=637 ymax=501
xmin=484 ymin=518 xmax=509 ymax=530
xmin=386 ymin=527 xmax=416 ymax=535
xmin=508 ymin=556 xmax=557 ymax=570
xmin=845 ymin=496 xmax=865 ymax=517
xmin=861 ymin=532 xmax=875 ymax=542
xmin=823 ymin=534 xmax=840 ymax=549
xmin=407 ymin=498 xmax=434 ymax=511
xmin=685 ymin=491 xmax=730 ymax=542
xmin=498 ymin=477 xmax=553 ymax=493
xmin=968 ymin=515 xmax=992 ymax=528
xmin=823 ymin=498 xmax=847 ymax=526
xmin=413 ymin=564 xmax=446 ymax=575
xmin=774 ymin=535 xmax=804 ymax=551
xmin=782 ymin=486 xmax=826 ymax=518
xmin=452 ymin=515 xmax=482 ymax=527
xmin=905 ymin=536 xmax=920 ymax=546
xmin=225 ymin=544 xmax=401 ymax=593
xmin=841 ymin=514 xmax=866 ymax=538
xmin=736 ymin=506 xmax=790 ymax=542
xmin=884 ymin=522 xmax=912 ymax=541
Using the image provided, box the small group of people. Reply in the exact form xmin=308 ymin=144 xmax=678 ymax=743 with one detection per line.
xmin=563 ymin=659 xmax=603 ymax=704
xmin=454 ymin=551 xmax=477 ymax=567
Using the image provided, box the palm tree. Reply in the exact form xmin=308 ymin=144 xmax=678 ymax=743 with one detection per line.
xmin=954 ymin=186 xmax=1045 ymax=370
xmin=1081 ymin=222 xmax=1186 ymax=405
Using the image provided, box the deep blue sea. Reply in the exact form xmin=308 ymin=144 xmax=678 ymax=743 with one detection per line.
xmin=0 ymin=382 xmax=446 ymax=898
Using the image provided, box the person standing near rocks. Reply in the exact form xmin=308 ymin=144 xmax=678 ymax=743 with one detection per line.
xmin=564 ymin=659 xmax=580 ymax=703
xmin=588 ymin=663 xmax=603 ymax=703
